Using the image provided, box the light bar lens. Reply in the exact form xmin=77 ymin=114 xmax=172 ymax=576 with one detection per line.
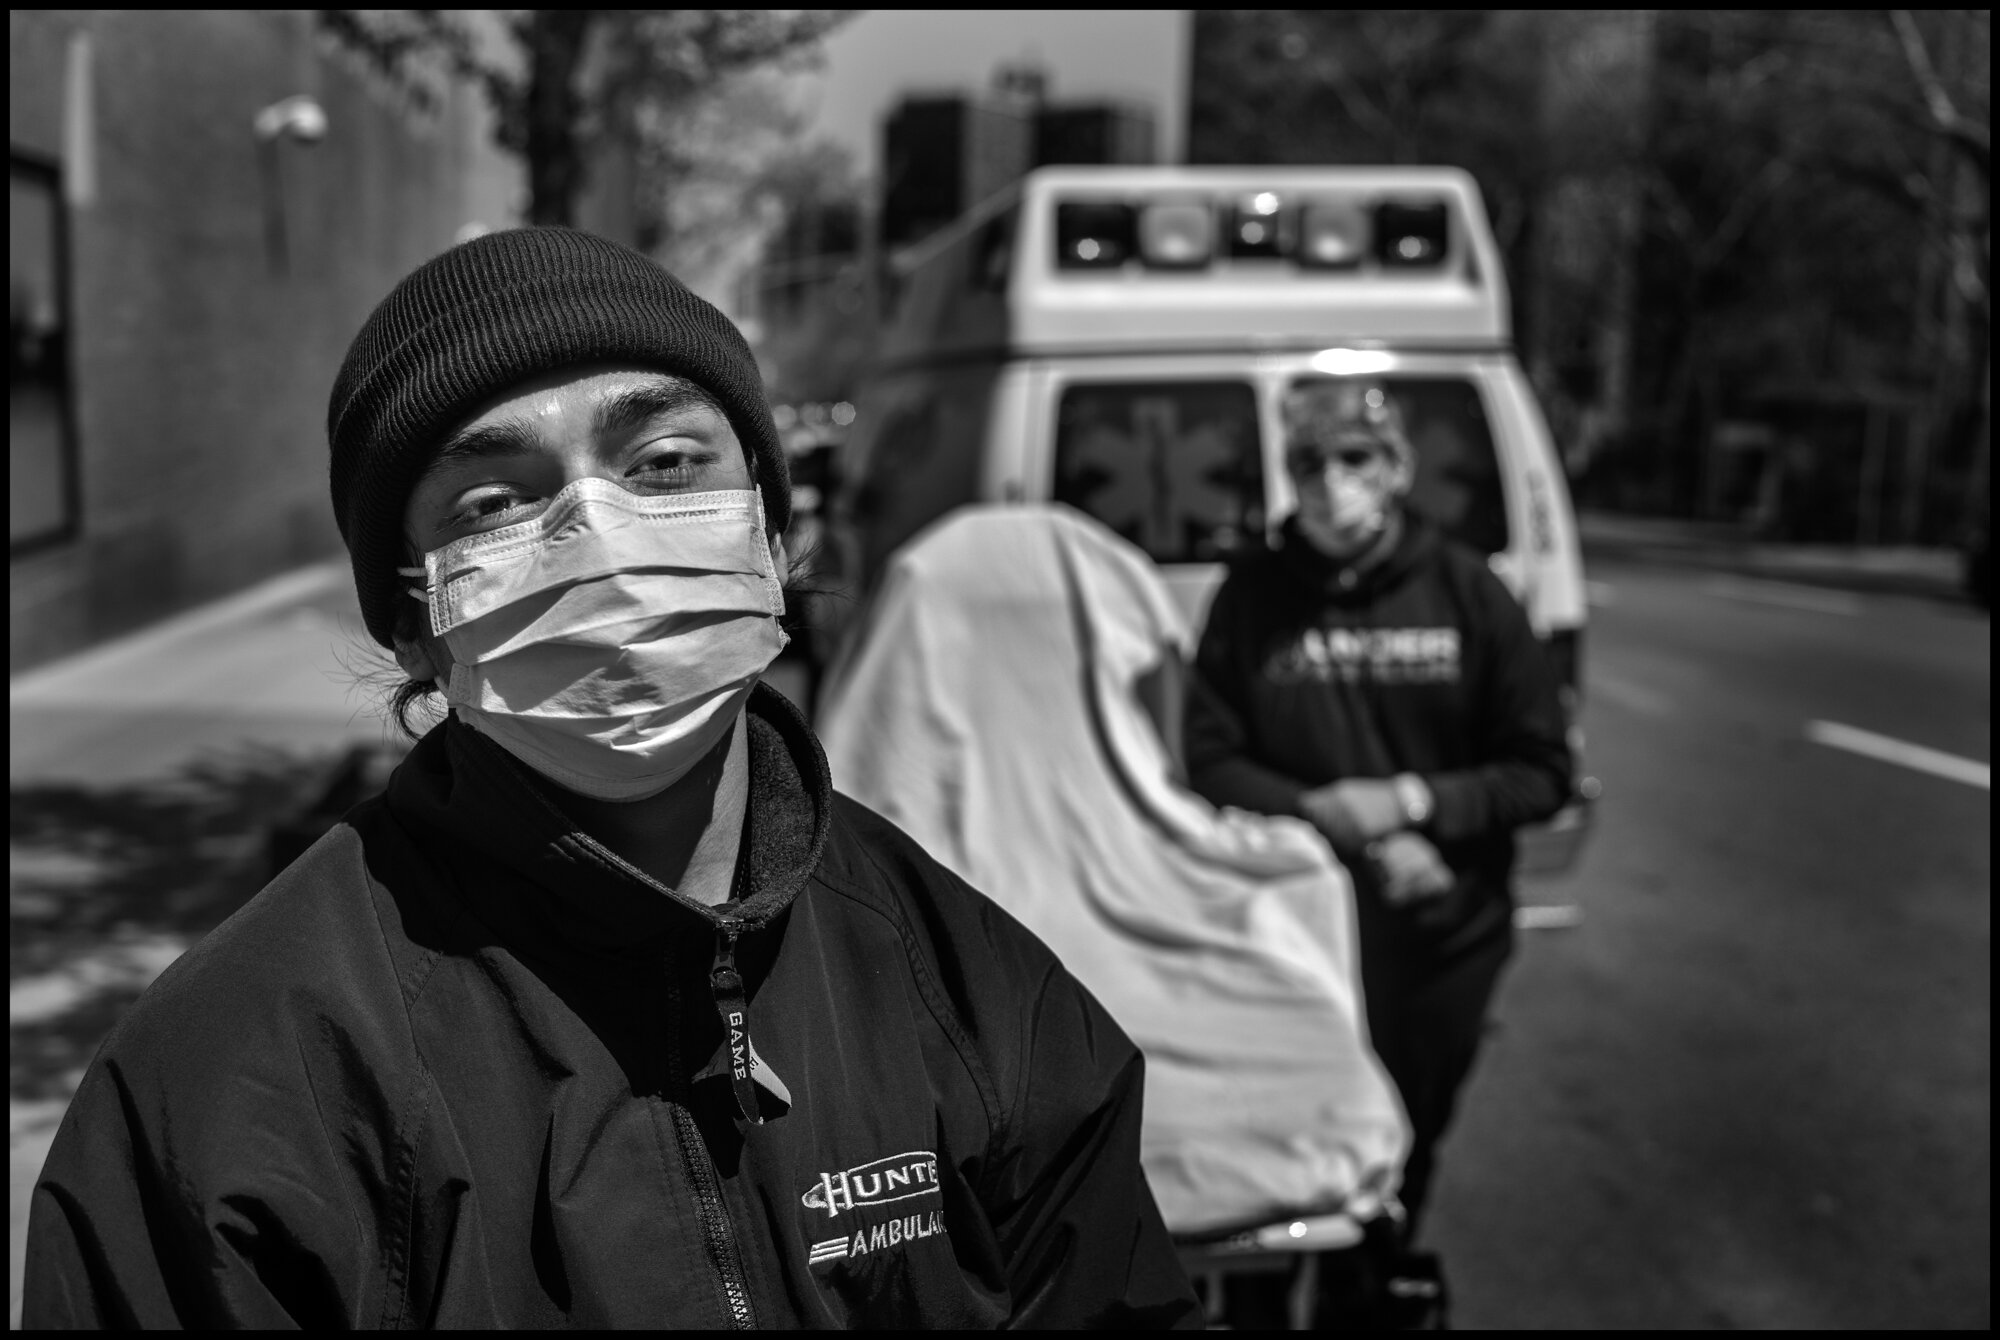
xmin=1373 ymin=201 xmax=1448 ymax=267
xmin=1138 ymin=200 xmax=1215 ymax=269
xmin=1055 ymin=202 xmax=1136 ymax=269
xmin=1052 ymin=192 xmax=1454 ymax=273
xmin=1228 ymin=192 xmax=1285 ymax=258
xmin=1298 ymin=199 xmax=1367 ymax=269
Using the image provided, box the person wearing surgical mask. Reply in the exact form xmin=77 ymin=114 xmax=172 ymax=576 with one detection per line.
xmin=1288 ymin=383 xmax=1410 ymax=563
xmin=1184 ymin=379 xmax=1572 ymax=1327
xmin=22 ymin=228 xmax=1199 ymax=1331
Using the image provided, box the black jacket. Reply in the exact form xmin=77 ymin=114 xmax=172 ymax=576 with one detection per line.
xmin=23 ymin=686 xmax=1200 ymax=1329
xmin=1186 ymin=515 xmax=1571 ymax=950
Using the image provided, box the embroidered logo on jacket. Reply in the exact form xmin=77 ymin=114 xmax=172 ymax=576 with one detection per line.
xmin=800 ymin=1150 xmax=942 ymax=1218
xmin=1268 ymin=626 xmax=1462 ymax=685
xmin=809 ymin=1211 xmax=950 ymax=1268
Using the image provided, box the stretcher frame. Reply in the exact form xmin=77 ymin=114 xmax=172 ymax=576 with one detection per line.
xmin=1177 ymin=1211 xmax=1365 ymax=1330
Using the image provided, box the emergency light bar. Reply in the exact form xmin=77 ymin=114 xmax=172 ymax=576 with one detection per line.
xmin=1057 ymin=192 xmax=1452 ymax=274
xmin=875 ymin=167 xmax=1511 ymax=366
xmin=1018 ymin=167 xmax=1508 ymax=350
xmin=1057 ymin=199 xmax=1220 ymax=270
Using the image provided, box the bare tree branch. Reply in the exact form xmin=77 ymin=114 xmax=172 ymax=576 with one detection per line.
xmin=1310 ymin=50 xmax=1400 ymax=151
xmin=1697 ymin=156 xmax=1793 ymax=272
xmin=318 ymin=10 xmax=855 ymax=232
xmin=1890 ymin=9 xmax=1992 ymax=176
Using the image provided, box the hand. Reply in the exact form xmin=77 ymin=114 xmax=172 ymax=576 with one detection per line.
xmin=1367 ymin=831 xmax=1455 ymax=907
xmin=1298 ymin=778 xmax=1405 ymax=853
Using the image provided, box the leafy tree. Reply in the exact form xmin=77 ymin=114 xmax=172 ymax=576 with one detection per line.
xmin=1626 ymin=9 xmax=1987 ymax=531
xmin=1189 ymin=11 xmax=1546 ymax=274
xmin=737 ymin=139 xmax=878 ymax=403
xmin=1882 ymin=9 xmax=1989 ymax=533
xmin=1189 ymin=9 xmax=1989 ymax=537
xmin=317 ymin=9 xmax=854 ymax=238
xmin=1188 ymin=11 xmax=1644 ymax=481
xmin=630 ymin=64 xmax=823 ymax=290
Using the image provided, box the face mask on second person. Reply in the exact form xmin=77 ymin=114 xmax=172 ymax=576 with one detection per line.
xmin=400 ymin=477 xmax=789 ymax=801
xmin=1283 ymin=381 xmax=1412 ymax=561
xmin=1294 ymin=445 xmax=1400 ymax=558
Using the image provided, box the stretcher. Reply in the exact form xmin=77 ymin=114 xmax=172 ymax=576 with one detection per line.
xmin=1178 ymin=1211 xmax=1363 ymax=1329
xmin=817 ymin=505 xmax=1411 ymax=1325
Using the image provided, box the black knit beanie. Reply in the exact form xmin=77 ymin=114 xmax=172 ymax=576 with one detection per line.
xmin=327 ymin=226 xmax=790 ymax=649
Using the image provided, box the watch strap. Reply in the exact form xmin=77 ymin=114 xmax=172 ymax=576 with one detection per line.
xmin=1393 ymin=773 xmax=1432 ymax=827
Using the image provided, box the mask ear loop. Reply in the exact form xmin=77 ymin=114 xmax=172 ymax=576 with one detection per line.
xmin=397 ymin=565 xmax=429 ymax=603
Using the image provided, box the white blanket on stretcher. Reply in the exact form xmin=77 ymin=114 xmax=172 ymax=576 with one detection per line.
xmin=817 ymin=505 xmax=1408 ymax=1236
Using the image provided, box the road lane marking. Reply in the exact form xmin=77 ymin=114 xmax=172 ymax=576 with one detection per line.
xmin=1703 ymin=576 xmax=1860 ymax=616
xmin=1585 ymin=581 xmax=1617 ymax=607
xmin=1804 ymin=720 xmax=1990 ymax=790
xmin=1590 ymin=672 xmax=1672 ymax=716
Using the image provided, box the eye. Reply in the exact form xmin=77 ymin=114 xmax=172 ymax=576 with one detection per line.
xmin=625 ymin=442 xmax=714 ymax=489
xmin=442 ymin=486 xmax=537 ymax=533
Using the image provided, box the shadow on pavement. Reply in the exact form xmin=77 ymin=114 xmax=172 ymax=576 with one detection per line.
xmin=9 ymin=743 xmax=350 ymax=1105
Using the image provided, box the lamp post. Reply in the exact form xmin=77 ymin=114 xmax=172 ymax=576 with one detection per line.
xmin=252 ymin=95 xmax=327 ymax=275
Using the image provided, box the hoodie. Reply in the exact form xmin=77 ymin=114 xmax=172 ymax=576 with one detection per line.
xmin=1185 ymin=514 xmax=1571 ymax=951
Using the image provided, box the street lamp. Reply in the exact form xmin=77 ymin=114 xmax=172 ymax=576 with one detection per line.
xmin=252 ymin=95 xmax=327 ymax=274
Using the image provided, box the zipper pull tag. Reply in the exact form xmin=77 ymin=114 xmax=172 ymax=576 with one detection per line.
xmin=710 ymin=930 xmax=765 ymax=1125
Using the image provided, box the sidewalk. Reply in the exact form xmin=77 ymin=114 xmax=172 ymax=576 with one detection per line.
xmin=9 ymin=559 xmax=402 ymax=1327
xmin=1576 ymin=509 xmax=1970 ymax=604
xmin=6 ymin=559 xmax=817 ymax=1326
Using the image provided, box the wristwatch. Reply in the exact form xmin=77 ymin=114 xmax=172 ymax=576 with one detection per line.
xmin=1392 ymin=773 xmax=1433 ymax=828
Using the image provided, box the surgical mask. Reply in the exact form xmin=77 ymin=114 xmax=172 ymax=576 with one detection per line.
xmin=1300 ymin=470 xmax=1391 ymax=555
xmin=401 ymin=478 xmax=789 ymax=801
xmin=1327 ymin=472 xmax=1387 ymax=535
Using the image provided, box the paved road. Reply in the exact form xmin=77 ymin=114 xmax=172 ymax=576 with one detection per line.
xmin=1427 ymin=563 xmax=1990 ymax=1328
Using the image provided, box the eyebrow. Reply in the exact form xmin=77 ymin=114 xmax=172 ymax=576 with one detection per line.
xmin=420 ymin=377 xmax=726 ymax=482
xmin=421 ymin=419 xmax=543 ymax=481
xmin=593 ymin=378 xmax=724 ymax=441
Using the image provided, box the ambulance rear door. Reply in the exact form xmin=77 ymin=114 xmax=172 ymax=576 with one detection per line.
xmin=1476 ymin=353 xmax=1587 ymax=641
xmin=1032 ymin=352 xmax=1271 ymax=637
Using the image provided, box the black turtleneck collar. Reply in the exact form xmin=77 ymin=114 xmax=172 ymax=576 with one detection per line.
xmin=385 ymin=681 xmax=833 ymax=957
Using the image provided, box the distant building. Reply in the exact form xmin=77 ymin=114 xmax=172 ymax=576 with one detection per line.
xmin=880 ymin=95 xmax=1035 ymax=252
xmin=9 ymin=11 xmax=523 ymax=673
xmin=879 ymin=91 xmax=1158 ymax=255
xmin=742 ymin=73 xmax=1164 ymax=408
xmin=1035 ymin=103 xmax=1156 ymax=169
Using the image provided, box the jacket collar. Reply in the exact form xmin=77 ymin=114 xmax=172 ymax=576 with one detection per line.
xmin=386 ymin=682 xmax=833 ymax=955
xmin=1277 ymin=509 xmax=1439 ymax=601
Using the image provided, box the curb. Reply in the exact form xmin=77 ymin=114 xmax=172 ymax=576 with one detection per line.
xmin=1577 ymin=532 xmax=1970 ymax=605
xmin=10 ymin=561 xmax=351 ymax=701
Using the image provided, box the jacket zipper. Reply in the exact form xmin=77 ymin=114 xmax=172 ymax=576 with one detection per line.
xmin=665 ymin=966 xmax=757 ymax=1329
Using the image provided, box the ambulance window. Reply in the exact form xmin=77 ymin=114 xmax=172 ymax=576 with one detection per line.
xmin=1288 ymin=376 xmax=1510 ymax=555
xmin=1053 ymin=382 xmax=1263 ymax=564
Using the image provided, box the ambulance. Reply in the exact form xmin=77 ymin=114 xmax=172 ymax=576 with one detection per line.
xmin=822 ymin=166 xmax=1596 ymax=873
